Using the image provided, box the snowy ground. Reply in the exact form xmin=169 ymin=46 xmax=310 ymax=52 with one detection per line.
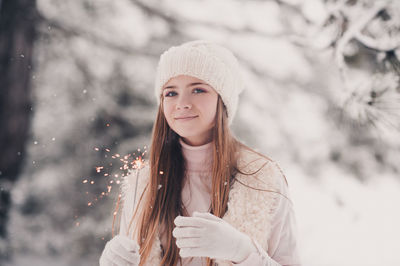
xmin=288 ymin=163 xmax=400 ymax=266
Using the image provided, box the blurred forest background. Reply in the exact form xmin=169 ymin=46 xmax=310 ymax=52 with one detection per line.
xmin=0 ymin=0 xmax=399 ymax=265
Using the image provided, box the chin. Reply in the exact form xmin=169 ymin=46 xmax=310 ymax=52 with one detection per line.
xmin=170 ymin=126 xmax=196 ymax=136
xmin=175 ymin=132 xmax=198 ymax=139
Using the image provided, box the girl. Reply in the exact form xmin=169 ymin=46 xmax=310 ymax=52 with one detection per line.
xmin=99 ymin=40 xmax=301 ymax=266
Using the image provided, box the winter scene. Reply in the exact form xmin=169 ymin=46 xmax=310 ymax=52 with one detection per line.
xmin=0 ymin=0 xmax=399 ymax=265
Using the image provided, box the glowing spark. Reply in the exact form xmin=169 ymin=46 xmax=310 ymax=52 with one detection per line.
xmin=159 ymin=171 xmax=164 ymax=175
xmin=96 ymin=166 xmax=104 ymax=173
xmin=157 ymin=184 xmax=162 ymax=190
xmin=85 ymin=146 xmax=148 ymax=210
xmin=134 ymin=157 xmax=144 ymax=169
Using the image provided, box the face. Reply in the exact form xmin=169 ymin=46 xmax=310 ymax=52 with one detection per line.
xmin=162 ymin=75 xmax=219 ymax=146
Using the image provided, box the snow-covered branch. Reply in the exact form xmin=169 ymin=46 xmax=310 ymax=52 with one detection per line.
xmin=334 ymin=1 xmax=387 ymax=82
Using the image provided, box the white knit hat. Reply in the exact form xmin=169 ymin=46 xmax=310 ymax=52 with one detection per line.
xmin=154 ymin=40 xmax=245 ymax=125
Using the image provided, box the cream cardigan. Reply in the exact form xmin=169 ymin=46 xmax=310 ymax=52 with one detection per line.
xmin=119 ymin=142 xmax=300 ymax=266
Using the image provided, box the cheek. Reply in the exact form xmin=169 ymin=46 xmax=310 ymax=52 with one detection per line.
xmin=202 ymin=97 xmax=218 ymax=122
xmin=163 ymin=101 xmax=174 ymax=122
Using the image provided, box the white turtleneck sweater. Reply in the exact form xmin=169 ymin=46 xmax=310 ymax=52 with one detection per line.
xmin=171 ymin=138 xmax=301 ymax=266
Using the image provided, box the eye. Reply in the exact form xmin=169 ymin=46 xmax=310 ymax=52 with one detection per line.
xmin=193 ymin=88 xmax=206 ymax=94
xmin=164 ymin=91 xmax=177 ymax=97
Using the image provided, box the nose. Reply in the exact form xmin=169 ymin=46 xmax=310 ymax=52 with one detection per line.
xmin=176 ymin=93 xmax=192 ymax=110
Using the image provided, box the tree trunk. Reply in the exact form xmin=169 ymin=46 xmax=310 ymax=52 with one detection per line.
xmin=0 ymin=0 xmax=38 ymax=260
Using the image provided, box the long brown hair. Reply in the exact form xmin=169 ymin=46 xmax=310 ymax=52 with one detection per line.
xmin=124 ymin=95 xmax=289 ymax=266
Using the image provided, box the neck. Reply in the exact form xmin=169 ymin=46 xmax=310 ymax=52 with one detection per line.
xmin=179 ymin=138 xmax=213 ymax=172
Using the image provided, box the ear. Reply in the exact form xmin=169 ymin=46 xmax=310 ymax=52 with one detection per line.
xmin=193 ymin=211 xmax=221 ymax=221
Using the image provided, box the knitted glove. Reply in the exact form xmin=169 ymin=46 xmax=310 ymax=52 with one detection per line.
xmin=99 ymin=235 xmax=140 ymax=266
xmin=173 ymin=211 xmax=257 ymax=263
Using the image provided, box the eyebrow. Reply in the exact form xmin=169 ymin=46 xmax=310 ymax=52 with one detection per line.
xmin=163 ymin=82 xmax=207 ymax=90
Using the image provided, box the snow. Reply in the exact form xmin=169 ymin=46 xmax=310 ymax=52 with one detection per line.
xmin=289 ymin=164 xmax=400 ymax=265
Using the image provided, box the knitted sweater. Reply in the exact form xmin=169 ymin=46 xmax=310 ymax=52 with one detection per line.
xmin=119 ymin=139 xmax=301 ymax=266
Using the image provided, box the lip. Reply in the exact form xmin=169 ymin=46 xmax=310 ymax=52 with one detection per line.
xmin=174 ymin=115 xmax=198 ymax=121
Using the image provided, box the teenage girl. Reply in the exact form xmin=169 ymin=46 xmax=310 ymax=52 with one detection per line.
xmin=99 ymin=40 xmax=301 ymax=266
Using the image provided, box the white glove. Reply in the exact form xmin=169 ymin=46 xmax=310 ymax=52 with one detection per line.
xmin=173 ymin=211 xmax=257 ymax=263
xmin=99 ymin=235 xmax=141 ymax=266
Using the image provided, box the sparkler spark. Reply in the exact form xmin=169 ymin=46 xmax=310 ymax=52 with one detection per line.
xmin=81 ymin=144 xmax=148 ymax=233
xmin=133 ymin=156 xmax=145 ymax=208
xmin=96 ymin=166 xmax=104 ymax=173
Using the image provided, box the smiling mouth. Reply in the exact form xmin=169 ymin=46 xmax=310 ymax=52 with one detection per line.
xmin=175 ymin=115 xmax=198 ymax=121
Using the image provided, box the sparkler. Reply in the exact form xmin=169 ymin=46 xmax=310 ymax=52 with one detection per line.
xmin=133 ymin=156 xmax=144 ymax=208
xmin=88 ymin=146 xmax=147 ymax=206
xmin=81 ymin=146 xmax=147 ymax=216
xmin=77 ymin=123 xmax=150 ymax=238
xmin=109 ymin=150 xmax=146 ymax=237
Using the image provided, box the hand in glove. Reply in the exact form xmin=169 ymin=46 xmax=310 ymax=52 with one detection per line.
xmin=99 ymin=235 xmax=141 ymax=266
xmin=173 ymin=211 xmax=257 ymax=263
